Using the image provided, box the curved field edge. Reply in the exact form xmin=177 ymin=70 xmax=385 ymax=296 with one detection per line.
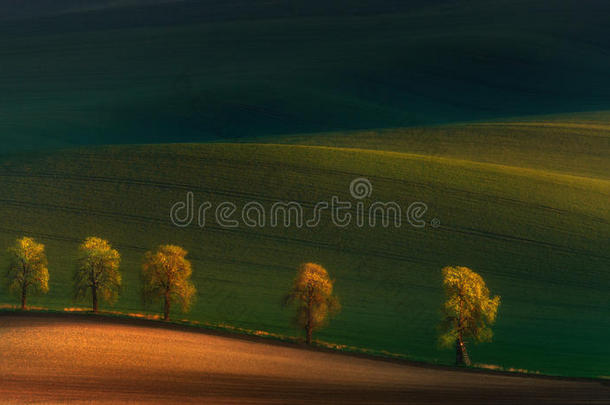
xmin=0 ymin=143 xmax=608 ymax=378
xmin=1 ymin=309 xmax=607 ymax=383
xmin=2 ymin=314 xmax=609 ymax=404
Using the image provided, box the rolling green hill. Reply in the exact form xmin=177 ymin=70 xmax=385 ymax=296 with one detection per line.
xmin=1 ymin=0 xmax=609 ymax=381
xmin=2 ymin=0 xmax=610 ymax=152
xmin=267 ymin=117 xmax=610 ymax=179
xmin=0 ymin=138 xmax=608 ymax=378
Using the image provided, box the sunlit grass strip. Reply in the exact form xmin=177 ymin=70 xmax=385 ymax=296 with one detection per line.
xmin=475 ymin=363 xmax=541 ymax=375
xmin=471 ymin=122 xmax=610 ymax=133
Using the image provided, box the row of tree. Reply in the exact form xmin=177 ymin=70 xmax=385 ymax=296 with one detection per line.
xmin=285 ymin=263 xmax=500 ymax=366
xmin=5 ymin=237 xmax=195 ymax=321
xmin=4 ymin=236 xmax=500 ymax=366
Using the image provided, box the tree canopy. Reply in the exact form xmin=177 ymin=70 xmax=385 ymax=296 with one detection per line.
xmin=142 ymin=244 xmax=196 ymax=321
xmin=284 ymin=262 xmax=340 ymax=345
xmin=74 ymin=237 xmax=121 ymax=312
xmin=439 ymin=266 xmax=500 ymax=365
xmin=6 ymin=237 xmax=49 ymax=309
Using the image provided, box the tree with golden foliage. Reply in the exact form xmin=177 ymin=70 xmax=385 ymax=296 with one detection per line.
xmin=6 ymin=237 xmax=49 ymax=309
xmin=142 ymin=245 xmax=196 ymax=321
xmin=284 ymin=263 xmax=340 ymax=345
xmin=439 ymin=266 xmax=500 ymax=366
xmin=74 ymin=237 xmax=121 ymax=312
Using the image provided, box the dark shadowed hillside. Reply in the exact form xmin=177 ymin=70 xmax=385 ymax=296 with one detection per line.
xmin=2 ymin=0 xmax=610 ymax=152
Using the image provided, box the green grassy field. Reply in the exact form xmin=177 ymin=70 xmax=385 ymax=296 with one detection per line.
xmin=1 ymin=0 xmax=609 ymax=382
xmin=266 ymin=116 xmax=610 ymax=179
xmin=0 ymin=123 xmax=608 ymax=377
xmin=2 ymin=0 xmax=610 ymax=152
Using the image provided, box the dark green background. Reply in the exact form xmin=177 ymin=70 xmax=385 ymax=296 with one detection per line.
xmin=2 ymin=0 xmax=610 ymax=152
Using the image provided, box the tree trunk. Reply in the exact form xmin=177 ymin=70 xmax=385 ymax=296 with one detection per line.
xmin=305 ymin=292 xmax=313 ymax=345
xmin=305 ymin=323 xmax=313 ymax=345
xmin=92 ymin=286 xmax=98 ymax=313
xmin=20 ymin=284 xmax=27 ymax=310
xmin=455 ymin=337 xmax=471 ymax=366
xmin=164 ymin=291 xmax=171 ymax=321
xmin=455 ymin=303 xmax=471 ymax=366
